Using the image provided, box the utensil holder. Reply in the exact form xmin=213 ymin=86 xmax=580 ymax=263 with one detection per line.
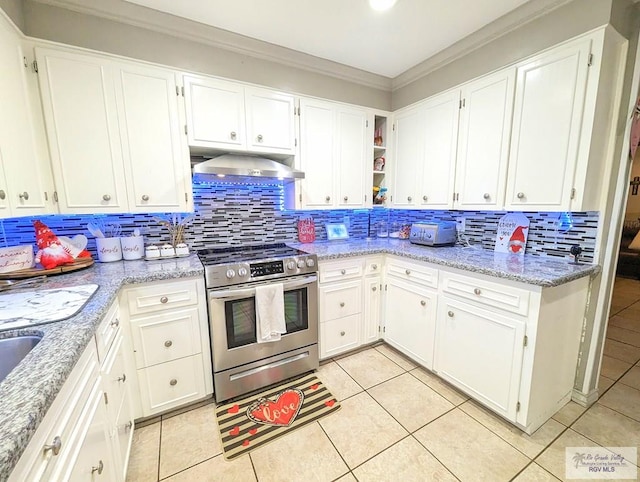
xmin=120 ymin=236 xmax=144 ymax=260
xmin=96 ymin=237 xmax=122 ymax=262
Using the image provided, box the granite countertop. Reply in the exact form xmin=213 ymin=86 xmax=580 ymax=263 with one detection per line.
xmin=293 ymin=238 xmax=600 ymax=287
xmin=0 ymin=255 xmax=204 ymax=481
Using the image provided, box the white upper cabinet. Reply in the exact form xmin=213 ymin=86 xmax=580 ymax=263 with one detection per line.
xmin=505 ymin=37 xmax=592 ymax=211
xmin=454 ymin=68 xmax=515 ymax=210
xmin=0 ymin=19 xmax=55 ymax=218
xmin=184 ymin=75 xmax=296 ymax=155
xmin=115 ymin=64 xmax=190 ymax=212
xmin=391 ymin=105 xmax=425 ymax=207
xmin=298 ymin=97 xmax=370 ymax=209
xmin=36 ymin=47 xmax=129 ymax=214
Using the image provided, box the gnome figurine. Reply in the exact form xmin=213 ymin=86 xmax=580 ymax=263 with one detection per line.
xmin=33 ymin=220 xmax=75 ymax=269
xmin=508 ymin=226 xmax=528 ymax=254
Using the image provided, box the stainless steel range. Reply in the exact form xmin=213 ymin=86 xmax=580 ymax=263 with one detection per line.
xmin=197 ymin=244 xmax=318 ymax=402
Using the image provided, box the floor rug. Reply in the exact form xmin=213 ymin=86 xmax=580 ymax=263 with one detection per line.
xmin=215 ymin=372 xmax=340 ymax=460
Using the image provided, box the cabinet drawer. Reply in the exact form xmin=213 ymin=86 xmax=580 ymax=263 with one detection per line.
xmin=440 ymin=271 xmax=530 ymax=316
xmin=365 ymin=256 xmax=383 ymax=276
xmin=320 ymin=314 xmax=360 ymax=359
xmin=125 ymin=278 xmax=200 ymax=316
xmin=319 ymin=258 xmax=364 ymax=283
xmin=319 ymin=280 xmax=362 ymax=321
xmin=386 ymin=258 xmax=438 ymax=288
xmin=137 ymin=354 xmax=207 ymax=415
xmin=95 ymin=300 xmax=120 ymax=363
xmin=130 ymin=307 xmax=202 ymax=368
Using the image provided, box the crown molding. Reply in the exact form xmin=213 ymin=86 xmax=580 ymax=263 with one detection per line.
xmin=391 ymin=0 xmax=574 ymax=90
xmin=26 ymin=0 xmax=393 ymax=91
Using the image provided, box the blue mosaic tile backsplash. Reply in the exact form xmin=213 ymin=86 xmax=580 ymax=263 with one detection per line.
xmin=0 ymin=179 xmax=598 ymax=262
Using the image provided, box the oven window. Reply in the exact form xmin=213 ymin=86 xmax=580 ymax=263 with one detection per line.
xmin=224 ymin=287 xmax=310 ymax=349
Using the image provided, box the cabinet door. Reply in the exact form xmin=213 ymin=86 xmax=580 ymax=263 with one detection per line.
xmin=115 ymin=64 xmax=189 ymax=212
xmin=420 ymin=90 xmax=459 ymax=209
xmin=434 ymin=298 xmax=525 ymax=421
xmin=0 ymin=25 xmax=55 ymax=216
xmin=0 ymin=152 xmax=10 ymax=216
xmin=336 ymin=106 xmax=369 ymax=207
xmin=384 ymin=277 xmax=436 ymax=369
xmin=36 ymin=47 xmax=128 ymax=213
xmin=299 ymin=98 xmax=335 ymax=207
xmin=391 ymin=106 xmax=423 ymax=207
xmin=505 ymin=39 xmax=592 ymax=211
xmin=183 ymin=75 xmax=245 ymax=150
xmin=363 ymin=276 xmax=381 ymax=345
xmin=455 ymin=69 xmax=515 ymax=209
xmin=245 ymin=87 xmax=296 ymax=154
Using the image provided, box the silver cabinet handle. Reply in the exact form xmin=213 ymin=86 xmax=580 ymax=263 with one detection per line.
xmin=420 ymin=300 xmax=426 ymax=306
xmin=117 ymin=373 xmax=126 ymax=383
xmin=19 ymin=191 xmax=29 ymax=200
xmin=405 ymin=269 xmax=411 ymax=275
xmin=447 ymin=311 xmax=454 ymax=318
xmin=230 ymin=131 xmax=237 ymax=140
xmin=340 ymin=269 xmax=346 ymax=275
xmin=517 ymin=192 xmax=525 ymax=199
xmin=474 ymin=288 xmax=481 ymax=295
xmin=142 ymin=194 xmax=149 ymax=201
xmin=257 ymin=134 xmax=263 ymax=142
xmin=372 ymin=264 xmax=377 ymax=270
xmin=483 ymin=193 xmax=490 ymax=200
xmin=44 ymin=436 xmax=62 ymax=456
xmin=340 ymin=302 xmax=345 ymax=307
xmin=102 ymin=194 xmax=111 ymax=201
xmin=91 ymin=460 xmax=104 ymax=475
xmin=110 ymin=318 xmax=119 ymax=328
xmin=0 ymin=190 xmax=5 ymax=200
xmin=423 ymin=195 xmax=428 ymax=201
xmin=340 ymin=331 xmax=345 ymax=336
xmin=325 ymin=196 xmax=331 ymax=202
xmin=372 ymin=286 xmax=377 ymax=292
xmin=164 ymin=340 xmax=173 ymax=348
xmin=160 ymin=296 xmax=168 ymax=304
xmin=407 ymin=196 xmax=412 ymax=202
xmin=169 ymin=379 xmax=178 ymax=386
xmin=125 ymin=421 xmax=133 ymax=431
xmin=343 ymin=196 xmax=348 ymax=202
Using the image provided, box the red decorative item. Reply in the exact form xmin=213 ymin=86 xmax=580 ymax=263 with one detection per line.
xmin=246 ymin=388 xmax=304 ymax=427
xmin=508 ymin=226 xmax=528 ymax=253
xmin=297 ymin=217 xmax=315 ymax=243
xmin=33 ymin=220 xmax=75 ymax=270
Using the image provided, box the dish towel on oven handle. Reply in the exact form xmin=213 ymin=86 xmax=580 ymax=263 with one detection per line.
xmin=255 ymin=283 xmax=287 ymax=343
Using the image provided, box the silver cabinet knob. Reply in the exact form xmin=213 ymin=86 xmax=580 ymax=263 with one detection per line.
xmin=160 ymin=296 xmax=168 ymax=304
xmin=423 ymin=195 xmax=428 ymax=201
xmin=169 ymin=379 xmax=177 ymax=386
xmin=372 ymin=286 xmax=377 ymax=291
xmin=257 ymin=134 xmax=263 ymax=142
xmin=164 ymin=340 xmax=173 ymax=348
xmin=340 ymin=331 xmax=345 ymax=336
xmin=44 ymin=436 xmax=62 ymax=456
xmin=341 ymin=269 xmax=346 ymax=275
xmin=483 ymin=193 xmax=490 ymax=200
xmin=474 ymin=288 xmax=481 ymax=295
xmin=110 ymin=318 xmax=119 ymax=328
xmin=421 ymin=300 xmax=426 ymax=306
xmin=372 ymin=264 xmax=377 ymax=270
xmin=405 ymin=269 xmax=411 ymax=275
xmin=343 ymin=196 xmax=348 ymax=201
xmin=142 ymin=194 xmax=149 ymax=201
xmin=517 ymin=192 xmax=525 ymax=199
xmin=18 ymin=191 xmax=29 ymax=200
xmin=325 ymin=196 xmax=331 ymax=202
xmin=0 ymin=190 xmax=5 ymax=200
xmin=340 ymin=302 xmax=345 ymax=307
xmin=117 ymin=373 xmax=126 ymax=383
xmin=102 ymin=194 xmax=111 ymax=201
xmin=407 ymin=196 xmax=412 ymax=202
xmin=230 ymin=131 xmax=237 ymax=140
xmin=91 ymin=460 xmax=104 ymax=475
xmin=447 ymin=311 xmax=454 ymax=318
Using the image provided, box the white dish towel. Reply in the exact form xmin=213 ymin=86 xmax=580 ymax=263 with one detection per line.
xmin=255 ymin=283 xmax=287 ymax=343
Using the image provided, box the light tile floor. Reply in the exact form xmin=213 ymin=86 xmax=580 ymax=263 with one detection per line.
xmin=126 ymin=277 xmax=640 ymax=482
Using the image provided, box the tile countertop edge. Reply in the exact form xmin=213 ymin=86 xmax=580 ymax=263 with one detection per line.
xmin=0 ymin=255 xmax=204 ymax=481
xmin=291 ymin=239 xmax=601 ymax=287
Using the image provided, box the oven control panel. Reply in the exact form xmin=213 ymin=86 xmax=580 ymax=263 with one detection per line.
xmin=250 ymin=260 xmax=285 ymax=277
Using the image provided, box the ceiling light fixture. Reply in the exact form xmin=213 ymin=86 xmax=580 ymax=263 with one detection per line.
xmin=369 ymin=0 xmax=397 ymax=11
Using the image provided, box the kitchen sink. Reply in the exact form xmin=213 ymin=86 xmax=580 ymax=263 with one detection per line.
xmin=0 ymin=334 xmax=42 ymax=383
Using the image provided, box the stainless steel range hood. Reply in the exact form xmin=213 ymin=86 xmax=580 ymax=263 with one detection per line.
xmin=192 ymin=154 xmax=304 ymax=180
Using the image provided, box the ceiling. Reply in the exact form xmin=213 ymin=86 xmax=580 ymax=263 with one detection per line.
xmin=123 ymin=0 xmax=536 ymax=78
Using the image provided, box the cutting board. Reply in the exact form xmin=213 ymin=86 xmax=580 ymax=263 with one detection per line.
xmin=0 ymin=257 xmax=94 ymax=280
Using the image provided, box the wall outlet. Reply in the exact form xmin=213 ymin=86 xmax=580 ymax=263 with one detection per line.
xmin=456 ymin=217 xmax=466 ymax=233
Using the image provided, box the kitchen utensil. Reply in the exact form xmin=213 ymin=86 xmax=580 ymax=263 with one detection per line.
xmin=133 ymin=228 xmax=141 ymax=237
xmin=86 ymin=222 xmax=104 ymax=238
xmin=0 ymin=275 xmax=47 ymax=292
xmin=100 ymin=223 xmax=121 ymax=238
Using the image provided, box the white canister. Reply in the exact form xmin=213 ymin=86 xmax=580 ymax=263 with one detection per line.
xmin=95 ymin=237 xmax=122 ymax=262
xmin=120 ymin=236 xmax=144 ymax=260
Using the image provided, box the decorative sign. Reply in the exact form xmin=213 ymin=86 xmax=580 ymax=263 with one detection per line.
xmin=0 ymin=245 xmax=34 ymax=274
xmin=495 ymin=213 xmax=530 ymax=255
xmin=297 ymin=217 xmax=315 ymax=243
xmin=326 ymin=223 xmax=349 ymax=241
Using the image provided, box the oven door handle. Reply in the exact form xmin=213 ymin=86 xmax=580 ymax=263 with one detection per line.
xmin=208 ymin=275 xmax=317 ymax=299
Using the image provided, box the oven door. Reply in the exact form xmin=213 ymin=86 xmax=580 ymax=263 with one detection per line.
xmin=207 ymin=275 xmax=318 ymax=372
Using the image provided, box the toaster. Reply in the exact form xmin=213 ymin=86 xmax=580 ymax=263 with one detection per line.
xmin=409 ymin=221 xmax=457 ymax=246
